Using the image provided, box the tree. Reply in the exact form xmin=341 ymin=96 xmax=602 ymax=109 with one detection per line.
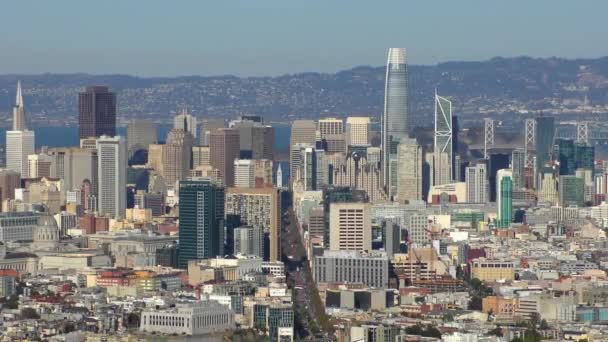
xmin=470 ymin=278 xmax=483 ymax=291
xmin=21 ymin=308 xmax=40 ymax=319
xmin=539 ymin=319 xmax=549 ymax=330
xmin=469 ymin=295 xmax=482 ymax=310
xmin=487 ymin=327 xmax=503 ymax=337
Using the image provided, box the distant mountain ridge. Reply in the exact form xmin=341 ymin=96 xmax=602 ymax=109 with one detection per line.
xmin=0 ymin=56 xmax=607 ymax=127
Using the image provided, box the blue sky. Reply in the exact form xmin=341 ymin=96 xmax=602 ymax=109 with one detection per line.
xmin=1 ymin=1 xmax=607 ymax=76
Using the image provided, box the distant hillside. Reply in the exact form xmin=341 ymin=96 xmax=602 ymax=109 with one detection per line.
xmin=0 ymin=56 xmax=607 ymax=127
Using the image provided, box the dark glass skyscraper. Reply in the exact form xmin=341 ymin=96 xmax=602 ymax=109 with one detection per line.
xmin=535 ymin=116 xmax=555 ymax=181
xmin=178 ymin=179 xmax=225 ymax=268
xmin=79 ymin=86 xmax=117 ymax=139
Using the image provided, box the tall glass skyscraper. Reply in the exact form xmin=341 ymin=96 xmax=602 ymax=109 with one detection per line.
xmin=535 ymin=116 xmax=555 ymax=183
xmin=178 ymin=179 xmax=225 ymax=268
xmin=496 ymin=169 xmax=513 ymax=228
xmin=382 ymin=48 xmax=408 ymax=188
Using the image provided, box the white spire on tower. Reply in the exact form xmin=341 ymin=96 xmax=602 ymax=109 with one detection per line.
xmin=12 ymin=80 xmax=26 ymax=131
xmin=276 ymin=163 xmax=283 ymax=188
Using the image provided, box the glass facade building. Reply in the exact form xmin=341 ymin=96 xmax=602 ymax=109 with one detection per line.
xmin=382 ymin=48 xmax=408 ymax=188
xmin=177 ymin=179 xmax=225 ymax=268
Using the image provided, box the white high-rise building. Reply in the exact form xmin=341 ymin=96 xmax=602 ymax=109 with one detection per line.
xmin=6 ymin=130 xmax=35 ymax=177
xmin=345 ymin=117 xmax=370 ymax=146
xmin=434 ymin=93 xmax=453 ymax=186
xmin=234 ymin=159 xmax=255 ymax=188
xmin=329 ymin=202 xmax=371 ymax=252
xmin=465 ymin=163 xmax=488 ymax=203
xmin=6 ymin=81 xmax=34 ymax=177
xmin=97 ymin=136 xmax=127 ymax=218
xmin=382 ymin=48 xmax=408 ymax=188
xmin=396 ymin=138 xmax=422 ymax=202
xmin=173 ymin=108 xmax=197 ymax=140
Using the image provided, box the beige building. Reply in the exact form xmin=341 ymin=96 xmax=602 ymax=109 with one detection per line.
xmin=329 ymin=202 xmax=371 ymax=252
xmin=471 ymin=258 xmax=515 ymax=282
xmin=147 ymin=143 xmax=164 ymax=173
xmin=192 ymin=146 xmax=210 ymax=168
xmin=397 ymin=138 xmax=423 ymax=203
xmin=162 ymin=128 xmax=195 ymax=187
xmin=289 ymin=120 xmax=317 ymax=178
xmin=345 ymin=117 xmax=370 ymax=146
xmin=210 ymin=128 xmax=240 ymax=187
xmin=225 ymin=187 xmax=282 ymax=261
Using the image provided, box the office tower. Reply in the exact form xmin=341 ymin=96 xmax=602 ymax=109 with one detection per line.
xmin=233 ymin=226 xmax=264 ymax=258
xmin=452 ymin=116 xmax=460 ymax=180
xmin=346 ymin=117 xmax=371 ymax=146
xmin=290 ymin=120 xmax=317 ymax=177
xmin=276 ymin=164 xmax=283 ymax=188
xmin=251 ymin=125 xmax=274 ymax=160
xmin=396 ymin=138 xmax=422 ymax=202
xmin=511 ymin=149 xmax=526 ymax=189
xmin=559 ymin=175 xmax=585 ymax=207
xmin=466 ymin=162 xmax=488 ymax=204
xmin=308 ymin=205 xmax=325 ymax=239
xmin=434 ymin=93 xmax=453 ymax=185
xmin=78 ymin=86 xmax=116 ymax=139
xmin=289 ymin=143 xmax=310 ymax=183
xmin=127 ymin=120 xmax=157 ymax=158
xmin=6 ymin=130 xmax=35 ymax=177
xmin=538 ymin=167 xmax=558 ymax=204
xmin=329 ymin=202 xmax=371 ymax=252
xmin=574 ymin=143 xmax=594 ymax=174
xmin=192 ymin=146 xmax=210 ymax=168
xmin=27 ymin=153 xmax=54 ymax=179
xmin=382 ymin=221 xmax=401 ymax=258
xmin=201 ymin=119 xmax=225 ymax=146
xmin=314 ymin=250 xmax=389 ymax=289
xmin=302 ymin=147 xmax=317 ymax=191
xmin=556 ymin=139 xmax=575 ymax=175
xmin=535 ymin=116 xmax=555 ymax=185
xmin=173 ymin=109 xmax=197 ymax=141
xmin=0 ymin=171 xmax=20 ymax=204
xmin=496 ymin=169 xmax=513 ymax=228
xmin=234 ymin=159 xmax=255 ymax=188
xmin=209 ymin=128 xmax=240 ymax=187
xmin=12 ymin=81 xmax=26 ymax=131
xmin=178 ymin=179 xmax=225 ymax=268
xmin=318 ymin=118 xmax=345 ymax=154
xmin=225 ymin=187 xmax=281 ymax=261
xmin=408 ymin=214 xmax=429 ymax=245
xmin=162 ymin=128 xmax=195 ymax=187
xmin=48 ymin=147 xmax=98 ymax=195
xmin=96 ymin=136 xmax=127 ymax=218
xmin=382 ymin=48 xmax=409 ymax=187
xmin=134 ymin=191 xmax=164 ymax=217
xmin=146 ymin=144 xmax=164 ymax=174
xmin=489 ymin=153 xmax=510 ymax=202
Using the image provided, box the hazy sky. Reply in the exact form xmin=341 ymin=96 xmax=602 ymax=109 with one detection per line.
xmin=2 ymin=1 xmax=607 ymax=76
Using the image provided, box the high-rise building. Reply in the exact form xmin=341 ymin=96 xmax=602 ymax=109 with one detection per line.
xmin=173 ymin=109 xmax=197 ymax=141
xmin=496 ymin=169 xmax=513 ymax=228
xmin=78 ymin=86 xmax=116 ymax=139
xmin=12 ymin=81 xmax=26 ymax=131
xmin=382 ymin=221 xmax=401 ymax=258
xmin=251 ymin=125 xmax=274 ymax=160
xmin=47 ymin=147 xmax=98 ymax=195
xmin=318 ymin=118 xmax=345 ymax=154
xmin=559 ymin=175 xmax=585 ymax=207
xmin=535 ymin=116 xmax=555 ymax=185
xmin=0 ymin=170 xmax=20 ymax=204
xmin=27 ymin=153 xmax=55 ymax=179
xmin=329 ymin=202 xmax=371 ymax=252
xmin=234 ymin=159 xmax=255 ymax=188
xmin=96 ymin=136 xmax=127 ymax=218
xmin=466 ymin=162 xmax=488 ymax=204
xmin=382 ymin=48 xmax=408 ymax=187
xmin=511 ymin=149 xmax=526 ymax=189
xmin=6 ymin=130 xmax=35 ymax=177
xmin=302 ymin=147 xmax=317 ymax=191
xmin=345 ymin=117 xmax=371 ymax=146
xmin=225 ymin=187 xmax=281 ymax=262
xmin=434 ymin=93 xmax=453 ymax=186
xmin=192 ymin=146 xmax=210 ymax=168
xmin=209 ymin=128 xmax=240 ymax=187
xmin=489 ymin=153 xmax=510 ymax=202
xmin=162 ymin=128 xmax=195 ymax=187
xmin=127 ymin=120 xmax=157 ymax=158
xmin=290 ymin=120 xmax=317 ymax=178
xmin=178 ymin=179 xmax=225 ymax=268
xmin=396 ymin=138 xmax=422 ymax=202
xmin=233 ymin=226 xmax=264 ymax=258
xmin=200 ymin=119 xmax=225 ymax=146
